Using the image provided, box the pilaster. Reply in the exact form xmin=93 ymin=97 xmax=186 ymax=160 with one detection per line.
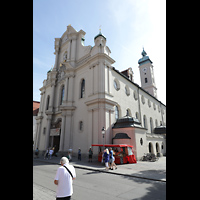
xmin=45 ymin=114 xmax=52 ymax=149
xmin=59 ymin=111 xmax=66 ymax=152
xmin=34 ymin=116 xmax=43 ymax=150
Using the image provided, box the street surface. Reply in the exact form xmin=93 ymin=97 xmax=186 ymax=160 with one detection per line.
xmin=33 ymin=160 xmax=166 ymax=200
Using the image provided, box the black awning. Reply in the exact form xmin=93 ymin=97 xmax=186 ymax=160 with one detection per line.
xmin=154 ymin=126 xmax=166 ymax=134
xmin=113 ymin=133 xmax=131 ymax=139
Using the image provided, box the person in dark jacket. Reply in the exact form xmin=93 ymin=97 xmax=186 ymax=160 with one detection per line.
xmin=78 ymin=148 xmax=81 ymax=161
xmin=88 ymin=147 xmax=93 ymax=162
xmin=103 ymin=149 xmax=110 ymax=171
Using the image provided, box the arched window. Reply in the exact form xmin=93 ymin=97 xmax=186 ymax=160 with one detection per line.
xmin=143 ymin=115 xmax=147 ymax=129
xmin=156 ymin=143 xmax=160 ymax=153
xmin=135 ymin=112 xmax=139 ymax=120
xmin=60 ymin=85 xmax=65 ymax=105
xmin=46 ymin=95 xmax=50 ymax=110
xmin=80 ymin=79 xmax=85 ymax=98
xmin=149 ymin=143 xmax=152 ymax=153
xmin=79 ymin=121 xmax=83 ymax=131
xmin=126 ymin=108 xmax=132 ymax=117
xmin=155 ymin=119 xmax=158 ymax=128
xmin=115 ymin=106 xmax=119 ymax=121
xmin=150 ymin=117 xmax=154 ymax=133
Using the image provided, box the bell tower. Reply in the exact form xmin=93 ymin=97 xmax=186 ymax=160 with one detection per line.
xmin=138 ymin=48 xmax=157 ymax=98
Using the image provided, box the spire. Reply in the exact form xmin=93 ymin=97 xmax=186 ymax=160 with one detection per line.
xmin=138 ymin=48 xmax=152 ymax=65
xmin=141 ymin=47 xmax=147 ymax=57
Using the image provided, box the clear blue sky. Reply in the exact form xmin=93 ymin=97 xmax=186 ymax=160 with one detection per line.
xmin=33 ymin=0 xmax=166 ymax=104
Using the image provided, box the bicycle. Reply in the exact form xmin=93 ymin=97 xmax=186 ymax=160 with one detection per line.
xmin=142 ymin=153 xmax=159 ymax=162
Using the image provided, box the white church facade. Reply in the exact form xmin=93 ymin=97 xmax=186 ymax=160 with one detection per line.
xmin=34 ymin=25 xmax=166 ymax=160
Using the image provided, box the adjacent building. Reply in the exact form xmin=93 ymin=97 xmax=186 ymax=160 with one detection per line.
xmin=33 ymin=101 xmax=40 ymax=145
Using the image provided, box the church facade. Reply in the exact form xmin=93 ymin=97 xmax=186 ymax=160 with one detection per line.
xmin=34 ymin=25 xmax=166 ymax=160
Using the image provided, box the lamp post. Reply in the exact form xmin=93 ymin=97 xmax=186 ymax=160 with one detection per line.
xmin=102 ymin=127 xmax=105 ymax=149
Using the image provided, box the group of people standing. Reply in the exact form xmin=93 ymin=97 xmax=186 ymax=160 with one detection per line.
xmin=78 ymin=147 xmax=117 ymax=171
xmin=44 ymin=147 xmax=54 ymax=160
xmin=78 ymin=147 xmax=93 ymax=162
xmin=36 ymin=146 xmax=117 ymax=172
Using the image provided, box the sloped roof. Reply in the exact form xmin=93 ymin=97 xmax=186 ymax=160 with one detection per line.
xmin=113 ymin=133 xmax=131 ymax=139
xmin=112 ymin=115 xmax=144 ymax=129
xmin=154 ymin=126 xmax=166 ymax=134
xmin=33 ymin=101 xmax=40 ymax=116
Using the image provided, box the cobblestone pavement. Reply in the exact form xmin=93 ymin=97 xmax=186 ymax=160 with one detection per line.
xmin=33 ymin=183 xmax=56 ymax=200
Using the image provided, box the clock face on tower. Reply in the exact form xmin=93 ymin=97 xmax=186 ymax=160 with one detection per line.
xmin=143 ymin=67 xmax=147 ymax=72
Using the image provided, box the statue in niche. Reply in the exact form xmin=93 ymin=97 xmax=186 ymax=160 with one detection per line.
xmin=63 ymin=51 xmax=68 ymax=62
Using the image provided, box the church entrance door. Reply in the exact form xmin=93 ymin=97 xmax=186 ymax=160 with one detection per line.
xmin=53 ymin=135 xmax=60 ymax=153
xmin=51 ymin=119 xmax=61 ymax=154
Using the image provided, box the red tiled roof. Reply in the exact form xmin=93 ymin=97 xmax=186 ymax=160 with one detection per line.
xmin=33 ymin=101 xmax=40 ymax=116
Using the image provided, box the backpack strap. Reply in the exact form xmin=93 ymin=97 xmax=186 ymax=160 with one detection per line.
xmin=63 ymin=165 xmax=73 ymax=179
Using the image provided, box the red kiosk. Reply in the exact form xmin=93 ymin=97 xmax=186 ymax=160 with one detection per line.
xmin=92 ymin=144 xmax=137 ymax=164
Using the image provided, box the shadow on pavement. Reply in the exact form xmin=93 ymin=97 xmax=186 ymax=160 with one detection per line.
xmin=122 ymin=170 xmax=166 ymax=200
xmin=83 ymin=171 xmax=104 ymax=175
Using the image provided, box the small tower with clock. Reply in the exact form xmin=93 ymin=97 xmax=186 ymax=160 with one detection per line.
xmin=138 ymin=48 xmax=157 ymax=98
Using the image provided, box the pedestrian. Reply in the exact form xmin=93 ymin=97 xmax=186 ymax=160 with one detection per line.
xmin=88 ymin=147 xmax=93 ymax=162
xmin=67 ymin=151 xmax=72 ymax=161
xmin=44 ymin=148 xmax=49 ymax=159
xmin=54 ymin=157 xmax=76 ymax=200
xmin=35 ymin=148 xmax=39 ymax=158
xmin=103 ymin=149 xmax=110 ymax=171
xmin=49 ymin=148 xmax=54 ymax=159
xmin=78 ymin=148 xmax=81 ymax=161
xmin=67 ymin=149 xmax=72 ymax=161
xmin=109 ymin=147 xmax=117 ymax=170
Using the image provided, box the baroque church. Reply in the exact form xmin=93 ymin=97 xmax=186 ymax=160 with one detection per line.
xmin=34 ymin=25 xmax=166 ymax=160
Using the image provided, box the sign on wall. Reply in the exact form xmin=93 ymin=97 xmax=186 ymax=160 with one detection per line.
xmin=50 ymin=128 xmax=60 ymax=136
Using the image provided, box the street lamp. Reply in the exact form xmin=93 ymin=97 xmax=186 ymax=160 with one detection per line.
xmin=102 ymin=127 xmax=105 ymax=148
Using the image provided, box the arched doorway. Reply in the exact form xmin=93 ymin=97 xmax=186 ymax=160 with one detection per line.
xmin=156 ymin=143 xmax=160 ymax=153
xmin=156 ymin=142 xmax=161 ymax=156
xmin=148 ymin=142 xmax=153 ymax=154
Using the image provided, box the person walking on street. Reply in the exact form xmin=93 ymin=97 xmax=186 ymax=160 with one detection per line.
xmin=34 ymin=148 xmax=39 ymax=158
xmin=54 ymin=157 xmax=76 ymax=200
xmin=49 ymin=147 xmax=54 ymax=159
xmin=88 ymin=147 xmax=93 ymax=162
xmin=103 ymin=149 xmax=110 ymax=171
xmin=78 ymin=148 xmax=81 ymax=161
xmin=109 ymin=147 xmax=117 ymax=170
xmin=44 ymin=148 xmax=49 ymax=160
